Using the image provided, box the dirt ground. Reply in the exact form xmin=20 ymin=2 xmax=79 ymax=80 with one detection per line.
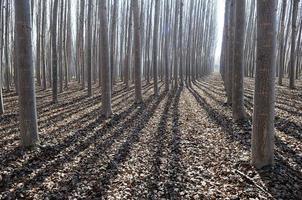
xmin=0 ymin=74 xmax=301 ymax=199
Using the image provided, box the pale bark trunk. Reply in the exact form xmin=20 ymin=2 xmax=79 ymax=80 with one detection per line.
xmin=289 ymin=0 xmax=299 ymax=89
xmin=15 ymin=0 xmax=39 ymax=147
xmin=232 ymin=0 xmax=246 ymax=121
xmin=179 ymin=0 xmax=183 ymax=85
xmin=132 ymin=0 xmax=143 ymax=103
xmin=252 ymin=0 xmax=277 ymax=169
xmin=41 ymin=0 xmax=46 ymax=90
xmin=100 ymin=0 xmax=112 ymax=118
xmin=152 ymin=0 xmax=160 ymax=95
xmin=278 ymin=0 xmax=286 ymax=86
xmin=36 ymin=1 xmax=41 ymax=86
xmin=52 ymin=0 xmax=59 ymax=103
xmin=0 ymin=0 xmax=3 ymax=115
xmin=87 ymin=0 xmax=92 ymax=96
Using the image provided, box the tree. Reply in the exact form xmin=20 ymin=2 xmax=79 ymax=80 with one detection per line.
xmin=278 ymin=0 xmax=286 ymax=86
xmin=110 ymin=0 xmax=118 ymax=86
xmin=132 ymin=0 xmax=143 ymax=103
xmin=124 ymin=0 xmax=132 ymax=89
xmin=152 ymin=0 xmax=160 ymax=95
xmin=14 ymin=0 xmax=39 ymax=147
xmin=232 ymin=0 xmax=246 ymax=121
xmin=0 ymin=0 xmax=3 ymax=115
xmin=52 ymin=0 xmax=59 ymax=103
xmin=179 ymin=0 xmax=184 ymax=85
xmin=289 ymin=0 xmax=299 ymax=89
xmin=252 ymin=0 xmax=277 ymax=169
xmin=41 ymin=0 xmax=47 ymax=90
xmin=87 ymin=0 xmax=92 ymax=96
xmin=36 ymin=1 xmax=41 ymax=86
xmin=173 ymin=0 xmax=179 ymax=87
xmin=99 ymin=0 xmax=112 ymax=118
xmin=58 ymin=0 xmax=64 ymax=93
xmin=226 ymin=0 xmax=235 ymax=105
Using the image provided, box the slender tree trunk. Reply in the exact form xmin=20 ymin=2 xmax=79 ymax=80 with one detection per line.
xmin=252 ymin=0 xmax=277 ymax=169
xmin=164 ymin=0 xmax=170 ymax=91
xmin=0 ymin=0 xmax=4 ymax=115
xmin=87 ymin=0 xmax=92 ymax=96
xmin=152 ymin=0 xmax=160 ymax=95
xmin=52 ymin=0 xmax=59 ymax=103
xmin=41 ymin=0 xmax=46 ymax=90
xmin=66 ymin=0 xmax=72 ymax=89
xmin=100 ymin=0 xmax=112 ymax=118
xmin=5 ymin=0 xmax=10 ymax=92
xmin=226 ymin=0 xmax=235 ymax=105
xmin=278 ymin=0 xmax=286 ymax=86
xmin=15 ymin=0 xmax=39 ymax=147
xmin=289 ymin=0 xmax=299 ymax=89
xmin=179 ymin=0 xmax=183 ymax=85
xmin=132 ymin=0 xmax=143 ymax=103
xmin=36 ymin=1 xmax=41 ymax=86
xmin=232 ymin=0 xmax=246 ymax=121
xmin=79 ymin=0 xmax=85 ymax=89
xmin=110 ymin=0 xmax=118 ymax=87
xmin=58 ymin=0 xmax=64 ymax=93
xmin=125 ymin=2 xmax=132 ymax=89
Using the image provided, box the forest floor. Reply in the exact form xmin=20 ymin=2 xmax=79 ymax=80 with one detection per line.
xmin=0 ymin=74 xmax=301 ymax=200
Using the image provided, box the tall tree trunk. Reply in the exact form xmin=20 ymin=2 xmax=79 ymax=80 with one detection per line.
xmin=226 ymin=0 xmax=235 ymax=105
xmin=36 ymin=1 xmax=41 ymax=86
xmin=110 ymin=0 xmax=118 ymax=87
xmin=79 ymin=0 xmax=85 ymax=89
xmin=15 ymin=0 xmax=39 ymax=147
xmin=252 ymin=0 xmax=277 ymax=169
xmin=173 ymin=0 xmax=179 ymax=87
xmin=179 ymin=0 xmax=183 ymax=85
xmin=5 ymin=0 xmax=10 ymax=92
xmin=278 ymin=0 xmax=286 ymax=86
xmin=52 ymin=0 xmax=59 ymax=103
xmin=132 ymin=0 xmax=143 ymax=103
xmin=152 ymin=0 xmax=160 ymax=95
xmin=125 ymin=1 xmax=132 ymax=89
xmin=232 ymin=0 xmax=246 ymax=121
xmin=66 ymin=0 xmax=72 ymax=89
xmin=87 ymin=0 xmax=92 ymax=96
xmin=41 ymin=0 xmax=47 ymax=90
xmin=0 ymin=0 xmax=4 ymax=115
xmin=289 ymin=0 xmax=299 ymax=89
xmin=58 ymin=0 xmax=64 ymax=93
xmin=100 ymin=0 xmax=112 ymax=118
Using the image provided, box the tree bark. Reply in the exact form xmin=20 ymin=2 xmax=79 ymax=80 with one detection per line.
xmin=289 ymin=0 xmax=299 ymax=89
xmin=252 ymin=0 xmax=277 ymax=169
xmin=52 ymin=0 xmax=59 ymax=103
xmin=232 ymin=0 xmax=246 ymax=121
xmin=278 ymin=0 xmax=286 ymax=86
xmin=132 ymin=0 xmax=143 ymax=103
xmin=87 ymin=0 xmax=92 ymax=96
xmin=99 ymin=0 xmax=112 ymax=118
xmin=152 ymin=0 xmax=160 ymax=95
xmin=15 ymin=0 xmax=39 ymax=147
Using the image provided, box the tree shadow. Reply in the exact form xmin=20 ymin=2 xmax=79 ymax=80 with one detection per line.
xmin=146 ymin=89 xmax=176 ymax=199
xmin=192 ymin=79 xmax=302 ymax=199
xmin=0 ymin=84 xmax=159 ymax=195
xmin=166 ymin=86 xmax=186 ymax=199
xmin=0 ymin=94 xmax=144 ymax=198
xmin=88 ymin=92 xmax=167 ymax=198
